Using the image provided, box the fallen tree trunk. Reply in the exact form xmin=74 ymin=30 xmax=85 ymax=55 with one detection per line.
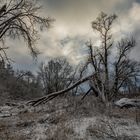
xmin=114 ymin=98 xmax=140 ymax=108
xmin=28 ymin=74 xmax=95 ymax=106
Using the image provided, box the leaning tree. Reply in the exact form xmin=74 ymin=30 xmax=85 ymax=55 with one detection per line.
xmin=29 ymin=12 xmax=140 ymax=106
xmin=0 ymin=0 xmax=52 ymax=61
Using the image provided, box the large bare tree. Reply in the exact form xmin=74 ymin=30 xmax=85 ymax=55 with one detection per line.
xmin=85 ymin=13 xmax=140 ymax=102
xmin=29 ymin=12 xmax=140 ymax=106
xmin=0 ymin=0 xmax=52 ymax=61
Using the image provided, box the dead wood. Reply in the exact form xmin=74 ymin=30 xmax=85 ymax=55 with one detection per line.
xmin=28 ymin=74 xmax=95 ymax=106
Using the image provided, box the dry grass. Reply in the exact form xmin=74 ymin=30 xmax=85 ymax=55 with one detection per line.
xmin=0 ymin=132 xmax=28 ymax=140
xmin=18 ymin=111 xmax=41 ymax=122
xmin=86 ymin=117 xmax=140 ymax=140
xmin=0 ymin=95 xmax=140 ymax=140
xmin=0 ymin=120 xmax=28 ymax=140
xmin=45 ymin=122 xmax=75 ymax=140
xmin=86 ymin=118 xmax=119 ymax=139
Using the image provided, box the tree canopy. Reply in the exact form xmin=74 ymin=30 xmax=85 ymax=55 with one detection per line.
xmin=0 ymin=0 xmax=52 ymax=61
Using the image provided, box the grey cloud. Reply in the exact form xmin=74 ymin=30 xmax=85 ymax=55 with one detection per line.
xmin=7 ymin=0 xmax=140 ymax=71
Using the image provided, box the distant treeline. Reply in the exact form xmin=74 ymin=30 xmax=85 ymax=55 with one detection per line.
xmin=0 ymin=57 xmax=78 ymax=100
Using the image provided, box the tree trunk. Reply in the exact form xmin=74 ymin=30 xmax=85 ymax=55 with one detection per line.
xmin=28 ymin=74 xmax=95 ymax=106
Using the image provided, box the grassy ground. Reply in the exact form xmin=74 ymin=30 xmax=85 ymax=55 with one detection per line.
xmin=0 ymin=95 xmax=140 ymax=140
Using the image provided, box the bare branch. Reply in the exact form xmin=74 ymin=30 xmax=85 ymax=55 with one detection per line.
xmin=0 ymin=0 xmax=53 ymax=58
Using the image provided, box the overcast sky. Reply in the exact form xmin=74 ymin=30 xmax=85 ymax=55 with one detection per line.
xmin=7 ymin=0 xmax=140 ymax=72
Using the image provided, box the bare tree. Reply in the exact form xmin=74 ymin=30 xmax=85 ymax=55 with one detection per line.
xmin=37 ymin=57 xmax=76 ymax=95
xmin=85 ymin=13 xmax=140 ymax=101
xmin=91 ymin=12 xmax=117 ymax=101
xmin=112 ymin=39 xmax=140 ymax=95
xmin=0 ymin=0 xmax=52 ymax=61
xmin=29 ymin=12 xmax=140 ymax=106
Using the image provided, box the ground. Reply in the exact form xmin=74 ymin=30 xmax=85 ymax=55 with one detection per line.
xmin=0 ymin=95 xmax=140 ymax=140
